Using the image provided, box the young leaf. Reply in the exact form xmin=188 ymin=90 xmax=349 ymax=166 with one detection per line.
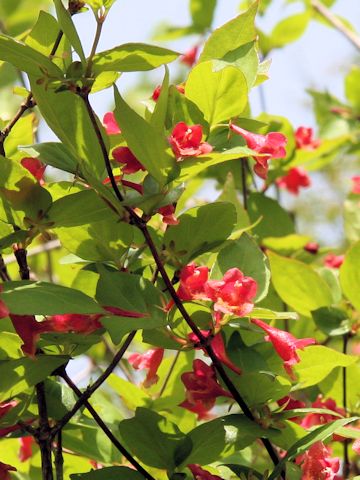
xmin=270 ymin=12 xmax=311 ymax=49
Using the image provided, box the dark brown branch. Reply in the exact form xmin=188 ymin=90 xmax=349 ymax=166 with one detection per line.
xmin=13 ymin=247 xmax=30 ymax=280
xmin=54 ymin=431 xmax=64 ymax=480
xmin=0 ymin=254 xmax=11 ymax=281
xmin=60 ymin=370 xmax=156 ymax=480
xmin=35 ymin=382 xmax=54 ymax=480
xmin=52 ymin=330 xmax=136 ymax=436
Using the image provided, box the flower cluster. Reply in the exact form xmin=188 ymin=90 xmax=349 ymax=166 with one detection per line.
xmin=295 ymin=126 xmax=321 ymax=150
xmin=169 ymin=122 xmax=212 ymax=160
xmin=296 ymin=441 xmax=340 ymax=480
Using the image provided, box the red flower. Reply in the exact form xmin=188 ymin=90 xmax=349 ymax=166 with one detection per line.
xmin=304 ymin=242 xmax=319 ymax=254
xmin=21 ymin=158 xmax=46 ymax=184
xmin=278 ymin=395 xmax=306 ymax=423
xmin=169 ymin=122 xmax=212 ymax=160
xmin=301 ymin=395 xmax=345 ymax=440
xmin=152 ymin=84 xmax=185 ymax=101
xmin=179 ymin=400 xmax=214 ymax=420
xmin=324 ymin=254 xmax=344 ymax=269
xmin=276 ymin=167 xmax=311 ymax=195
xmin=112 ymin=147 xmax=146 ymax=175
xmin=205 ymin=268 xmax=257 ymax=317
xmin=18 ymin=437 xmax=34 ymax=462
xmin=0 ymin=461 xmax=16 ymax=480
xmin=10 ymin=314 xmax=51 ymax=357
xmin=295 ymin=126 xmax=321 ymax=150
xmin=181 ymin=359 xmax=231 ymax=411
xmin=180 ymin=46 xmax=199 ymax=67
xmin=158 ymin=205 xmax=179 ymax=225
xmin=251 ymin=318 xmax=315 ymax=375
xmin=351 ymin=175 xmax=360 ymax=194
xmin=188 ymin=464 xmax=224 ymax=480
xmin=47 ymin=314 xmax=102 ymax=335
xmin=103 ymin=112 xmax=121 ymax=135
xmin=229 ymin=123 xmax=287 ymax=179
xmin=296 ymin=442 xmax=340 ymax=480
xmin=178 ymin=263 xmax=209 ymax=301
xmin=128 ymin=348 xmax=164 ymax=388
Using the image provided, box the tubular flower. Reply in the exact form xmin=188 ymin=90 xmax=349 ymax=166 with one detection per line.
xmin=10 ymin=314 xmax=52 ymax=357
xmin=251 ymin=318 xmax=315 ymax=375
xmin=304 ymin=241 xmax=319 ymax=254
xmin=296 ymin=442 xmax=340 ymax=480
xmin=188 ymin=331 xmax=241 ymax=375
xmin=18 ymin=437 xmax=34 ymax=462
xmin=278 ymin=396 xmax=306 ymax=423
xmin=180 ymin=45 xmax=199 ymax=67
xmin=205 ymin=268 xmax=257 ymax=317
xmin=128 ymin=348 xmax=164 ymax=388
xmin=112 ymin=146 xmax=146 ymax=175
xmin=295 ymin=126 xmax=321 ymax=150
xmin=180 ymin=359 xmax=232 ymax=413
xmin=188 ymin=464 xmax=224 ymax=480
xmin=158 ymin=205 xmax=179 ymax=225
xmin=166 ymin=263 xmax=209 ymax=311
xmin=103 ymin=112 xmax=121 ymax=135
xmin=169 ymin=122 xmax=212 ymax=160
xmin=229 ymin=123 xmax=287 ymax=179
xmin=0 ymin=461 xmax=16 ymax=480
xmin=47 ymin=314 xmax=102 ymax=335
xmin=152 ymin=84 xmax=184 ymax=101
xmin=20 ymin=158 xmax=46 ymax=184
xmin=351 ymin=175 xmax=360 ymax=194
xmin=324 ymin=254 xmax=344 ymax=269
xmin=276 ymin=167 xmax=311 ymax=195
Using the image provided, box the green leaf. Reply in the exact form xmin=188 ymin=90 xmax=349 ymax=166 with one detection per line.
xmin=311 ymin=306 xmax=351 ymax=337
xmin=92 ymin=43 xmax=179 ymax=74
xmin=262 ymin=234 xmax=310 ymax=256
xmin=71 ymin=468 xmax=144 ymax=480
xmin=164 ymin=202 xmax=237 ymax=264
xmin=48 ymin=189 xmax=118 ymax=227
xmin=247 ymin=193 xmax=294 ymax=239
xmin=190 ymin=0 xmax=216 ymax=29
xmin=114 ymin=86 xmax=175 ymax=184
xmin=30 ymin=81 xmax=106 ymax=177
xmin=214 ymin=233 xmax=270 ymax=302
xmin=20 ymin=142 xmax=79 ymax=174
xmin=248 ymin=307 xmax=298 ymax=321
xmin=224 ymin=465 xmax=262 ymax=480
xmin=53 ymin=0 xmax=86 ymax=66
xmin=270 ymin=12 xmax=311 ymax=48
xmin=185 ymin=62 xmax=248 ymax=125
xmin=166 ymin=85 xmax=207 ymax=131
xmin=344 ymin=198 xmax=360 ymax=244
xmin=0 ymin=354 xmax=68 ymax=402
xmin=269 ymin=417 xmax=359 ymax=480
xmin=340 ymin=241 xmax=360 ymax=312
xmin=268 ymin=251 xmax=333 ymax=317
xmin=151 ymin=66 xmax=169 ymax=131
xmin=0 ymin=33 xmax=62 ymax=78
xmin=106 ymin=374 xmax=149 ymax=410
xmin=0 ymin=281 xmax=104 ymax=315
xmin=345 ymin=66 xmax=360 ymax=111
xmin=118 ymin=408 xmax=186 ymax=469
xmin=199 ymin=3 xmax=257 ymax=62
xmin=293 ymin=345 xmax=357 ymax=388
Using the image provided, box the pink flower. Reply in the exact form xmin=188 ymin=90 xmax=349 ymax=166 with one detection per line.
xmin=112 ymin=146 xmax=145 ymax=175
xmin=251 ymin=318 xmax=315 ymax=375
xmin=295 ymin=126 xmax=321 ymax=150
xmin=128 ymin=348 xmax=164 ymax=388
xmin=324 ymin=254 xmax=344 ymax=269
xmin=47 ymin=314 xmax=102 ymax=335
xmin=188 ymin=464 xmax=224 ymax=480
xmin=10 ymin=314 xmax=52 ymax=357
xmin=103 ymin=112 xmax=121 ymax=135
xmin=180 ymin=359 xmax=232 ymax=414
xmin=0 ymin=461 xmax=16 ymax=480
xmin=351 ymin=176 xmax=360 ymax=194
xmin=21 ymin=158 xmax=46 ymax=184
xmin=278 ymin=395 xmax=306 ymax=423
xmin=229 ymin=123 xmax=287 ymax=179
xmin=188 ymin=331 xmax=241 ymax=375
xmin=205 ymin=268 xmax=257 ymax=317
xmin=276 ymin=167 xmax=311 ymax=195
xmin=169 ymin=122 xmax=212 ymax=160
xmin=304 ymin=242 xmax=319 ymax=254
xmin=158 ymin=205 xmax=179 ymax=225
xmin=18 ymin=437 xmax=34 ymax=462
xmin=296 ymin=442 xmax=340 ymax=480
xmin=180 ymin=46 xmax=199 ymax=67
xmin=178 ymin=263 xmax=209 ymax=301
xmin=301 ymin=395 xmax=345 ymax=430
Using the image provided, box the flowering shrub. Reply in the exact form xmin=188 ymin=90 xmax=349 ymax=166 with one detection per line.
xmin=0 ymin=1 xmax=359 ymax=480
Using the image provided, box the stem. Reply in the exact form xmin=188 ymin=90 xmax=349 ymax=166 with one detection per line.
xmin=85 ymin=19 xmax=103 ymax=78
xmin=60 ymin=371 xmax=156 ymax=480
xmin=158 ymin=351 xmax=180 ymax=397
xmin=342 ymin=333 xmax=350 ymax=478
xmin=35 ymin=382 xmax=54 ymax=480
xmin=241 ymin=158 xmax=248 ymax=210
xmin=14 ymin=247 xmax=30 ymax=280
xmin=54 ymin=431 xmax=64 ymax=480
xmin=311 ymin=0 xmax=360 ymax=51
xmin=53 ymin=330 xmax=136 ymax=436
xmin=0 ymin=254 xmax=10 ymax=281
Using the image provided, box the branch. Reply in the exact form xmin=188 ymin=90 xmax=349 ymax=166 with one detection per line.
xmin=52 ymin=330 xmax=136 ymax=436
xmin=13 ymin=246 xmax=30 ymax=280
xmin=35 ymin=382 xmax=54 ymax=480
xmin=311 ymin=0 xmax=360 ymax=51
xmin=60 ymin=370 xmax=156 ymax=480
xmin=54 ymin=431 xmax=64 ymax=480
xmin=342 ymin=333 xmax=350 ymax=478
xmin=0 ymin=254 xmax=11 ymax=281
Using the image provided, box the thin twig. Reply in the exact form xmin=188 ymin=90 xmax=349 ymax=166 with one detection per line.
xmin=35 ymin=382 xmax=54 ymax=480
xmin=4 ymin=239 xmax=61 ymax=265
xmin=85 ymin=18 xmax=103 ymax=78
xmin=0 ymin=254 xmax=11 ymax=281
xmin=54 ymin=430 xmax=64 ymax=480
xmin=60 ymin=370 xmax=156 ymax=480
xmin=311 ymin=0 xmax=360 ymax=51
